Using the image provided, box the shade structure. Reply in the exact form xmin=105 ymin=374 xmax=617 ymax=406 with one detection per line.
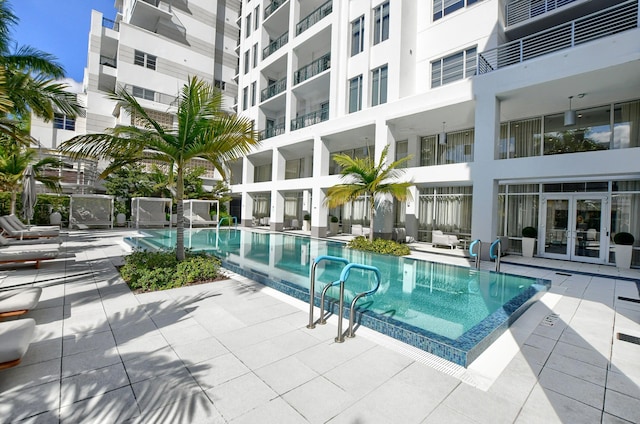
xmin=21 ymin=165 xmax=37 ymax=226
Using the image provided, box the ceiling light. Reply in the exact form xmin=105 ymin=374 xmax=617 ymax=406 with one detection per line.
xmin=564 ymin=96 xmax=576 ymax=126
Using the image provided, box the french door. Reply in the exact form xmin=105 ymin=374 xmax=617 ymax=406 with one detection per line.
xmin=540 ymin=194 xmax=609 ymax=263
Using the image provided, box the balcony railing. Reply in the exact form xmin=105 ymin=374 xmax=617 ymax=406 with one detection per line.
xmin=100 ymin=55 xmax=117 ymax=68
xmin=259 ymin=123 xmax=286 ymax=140
xmin=123 ymin=84 xmax=178 ymax=106
xmin=478 ymin=0 xmax=638 ymax=74
xmin=294 ymin=53 xmax=330 ymax=85
xmin=506 ymin=0 xmax=578 ymax=27
xmin=260 ymin=77 xmax=287 ymax=102
xmin=263 ymin=32 xmax=289 ymax=59
xmin=102 ymin=17 xmax=119 ymax=31
xmin=264 ymin=0 xmax=286 ymax=19
xmin=291 ymin=107 xmax=329 ymax=131
xmin=296 ymin=0 xmax=332 ymax=35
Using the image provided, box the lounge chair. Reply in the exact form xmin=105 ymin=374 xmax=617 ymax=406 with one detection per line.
xmin=0 ymin=234 xmax=62 ymax=246
xmin=0 ymin=318 xmax=36 ymax=370
xmin=6 ymin=214 xmax=60 ymax=231
xmin=432 ymin=230 xmax=460 ymax=249
xmin=0 ymin=243 xmax=61 ymax=268
xmin=184 ymin=212 xmax=218 ymax=228
xmin=0 ymin=288 xmax=42 ymax=318
xmin=0 ymin=216 xmax=60 ymax=239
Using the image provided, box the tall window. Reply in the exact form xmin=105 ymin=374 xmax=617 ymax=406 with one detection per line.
xmin=431 ymin=47 xmax=476 ymax=88
xmin=498 ymin=118 xmax=542 ymax=159
xmin=254 ymin=6 xmax=260 ymax=29
xmin=254 ymin=164 xmax=272 ymax=182
xmin=244 ymin=50 xmax=250 ymax=74
xmin=252 ymin=43 xmax=258 ymax=68
xmin=242 ymin=87 xmax=248 ymax=111
xmin=351 ymin=16 xmax=364 ymax=56
xmin=396 ymin=140 xmax=408 ymax=168
xmin=371 ymin=65 xmax=388 ymax=106
xmin=418 ymin=186 xmax=473 ymax=242
xmin=420 ymin=128 xmax=474 ymax=165
xmin=53 ymin=113 xmax=75 ymax=131
xmin=373 ymin=2 xmax=389 ymax=45
xmin=250 ymin=82 xmax=256 ymax=106
xmin=245 ymin=13 xmax=252 ymax=37
xmin=544 ymin=106 xmax=611 ymax=155
xmin=349 ymin=75 xmax=363 ymax=113
xmin=134 ymin=50 xmax=156 ymax=70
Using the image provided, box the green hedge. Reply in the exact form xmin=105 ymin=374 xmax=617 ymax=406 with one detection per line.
xmin=0 ymin=193 xmax=70 ymax=225
xmin=347 ymin=236 xmax=411 ymax=256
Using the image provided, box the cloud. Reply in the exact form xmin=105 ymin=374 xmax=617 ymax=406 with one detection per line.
xmin=57 ymin=77 xmax=83 ymax=93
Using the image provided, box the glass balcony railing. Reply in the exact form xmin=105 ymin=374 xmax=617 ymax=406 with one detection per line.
xmin=260 ymin=123 xmax=286 ymax=140
xmin=264 ymin=0 xmax=286 ymax=19
xmin=291 ymin=107 xmax=329 ymax=131
xmin=296 ymin=0 xmax=332 ymax=35
xmin=293 ymin=53 xmax=330 ymax=85
xmin=506 ymin=0 xmax=578 ymax=27
xmin=478 ymin=0 xmax=638 ymax=74
xmin=102 ymin=17 xmax=119 ymax=31
xmin=100 ymin=55 xmax=117 ymax=68
xmin=260 ymin=77 xmax=287 ymax=102
xmin=263 ymin=32 xmax=289 ymax=59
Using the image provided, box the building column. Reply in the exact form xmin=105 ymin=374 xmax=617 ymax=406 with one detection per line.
xmin=405 ymin=185 xmax=419 ymax=240
xmin=241 ymin=192 xmax=254 ymax=227
xmin=311 ymin=187 xmax=327 ymax=238
xmin=374 ymin=119 xmax=394 ymax=239
xmin=471 ymin=94 xmax=501 ymax=259
xmin=271 ymin=190 xmax=285 ymax=231
xmin=313 ymin=135 xmax=329 ymax=178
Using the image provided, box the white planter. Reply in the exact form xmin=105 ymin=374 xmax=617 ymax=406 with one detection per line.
xmin=522 ymin=237 xmax=536 ymax=258
xmin=49 ymin=211 xmax=62 ymax=226
xmin=302 ymin=220 xmax=311 ymax=231
xmin=329 ymin=222 xmax=339 ymax=235
xmin=615 ymin=244 xmax=633 ymax=269
xmin=116 ymin=213 xmax=127 ymax=226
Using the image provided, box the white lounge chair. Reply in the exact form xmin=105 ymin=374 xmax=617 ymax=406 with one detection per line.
xmin=0 ymin=318 xmax=36 ymax=370
xmin=432 ymin=230 xmax=460 ymax=249
xmin=0 ymin=288 xmax=42 ymax=318
xmin=0 ymin=216 xmax=59 ymax=239
xmin=0 ymin=243 xmax=61 ymax=268
xmin=0 ymin=234 xmax=62 ymax=247
xmin=6 ymin=214 xmax=60 ymax=231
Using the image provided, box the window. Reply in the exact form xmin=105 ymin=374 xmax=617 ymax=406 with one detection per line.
xmin=433 ymin=0 xmax=483 ymax=21
xmin=431 ymin=47 xmax=476 ymax=88
xmin=371 ymin=65 xmax=388 ymax=106
xmin=134 ymin=50 xmax=157 ymax=70
xmin=252 ymin=43 xmax=258 ymax=68
xmin=351 ymin=16 xmax=364 ymax=56
xmin=396 ymin=140 xmax=408 ymax=168
xmin=285 ymin=159 xmax=304 ymax=180
xmin=373 ymin=2 xmax=389 ymax=45
xmin=53 ymin=113 xmax=75 ymax=131
xmin=254 ymin=6 xmax=260 ymax=30
xmin=244 ymin=50 xmax=250 ymax=74
xmin=251 ymin=82 xmax=256 ymax=106
xmin=543 ymin=106 xmax=611 ymax=155
xmin=254 ymin=164 xmax=272 ymax=182
xmin=420 ymin=128 xmax=474 ymax=165
xmin=132 ymin=86 xmax=155 ymax=101
xmin=242 ymin=87 xmax=248 ymax=111
xmin=245 ymin=13 xmax=251 ymax=37
xmin=349 ymin=75 xmax=363 ymax=113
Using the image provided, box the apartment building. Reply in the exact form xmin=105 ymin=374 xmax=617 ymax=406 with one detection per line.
xmin=232 ymin=0 xmax=640 ymax=266
xmin=30 ymin=0 xmax=241 ymax=193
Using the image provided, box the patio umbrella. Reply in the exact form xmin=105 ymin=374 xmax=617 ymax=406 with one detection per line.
xmin=21 ymin=164 xmax=37 ymax=227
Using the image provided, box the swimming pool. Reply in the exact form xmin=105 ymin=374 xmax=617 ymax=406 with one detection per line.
xmin=126 ymin=228 xmax=550 ymax=367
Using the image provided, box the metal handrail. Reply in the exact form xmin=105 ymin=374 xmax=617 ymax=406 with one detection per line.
xmin=490 ymin=238 xmax=502 ymax=272
xmin=469 ymin=239 xmax=482 ymax=269
xmin=259 ymin=123 xmax=286 ymax=140
xmin=260 ymin=77 xmax=287 ymax=102
xmin=217 ymin=216 xmax=237 ymax=230
xmin=505 ymin=0 xmax=578 ymax=27
xmin=296 ymin=0 xmax=332 ymax=35
xmin=346 ymin=264 xmax=382 ymax=339
xmin=291 ymin=107 xmax=329 ymax=131
xmin=308 ymin=255 xmax=349 ymax=329
xmin=263 ymin=32 xmax=289 ymax=59
xmin=478 ymin=0 xmax=638 ymax=74
xmin=264 ymin=0 xmax=286 ymax=20
xmin=99 ymin=56 xmax=117 ymax=68
xmin=293 ymin=53 xmax=330 ymax=85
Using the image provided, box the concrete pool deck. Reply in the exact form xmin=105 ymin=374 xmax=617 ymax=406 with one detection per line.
xmin=0 ymin=229 xmax=638 ymax=423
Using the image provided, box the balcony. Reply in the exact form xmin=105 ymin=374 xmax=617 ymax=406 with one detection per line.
xmin=259 ymin=123 xmax=286 ymax=140
xmin=260 ymin=77 xmax=287 ymax=102
xmin=100 ymin=55 xmax=117 ymax=68
xmin=123 ymin=84 xmax=178 ymax=106
xmin=291 ymin=107 xmax=329 ymax=131
xmin=264 ymin=0 xmax=286 ymax=20
xmin=296 ymin=0 xmax=332 ymax=36
xmin=294 ymin=53 xmax=330 ymax=85
xmin=263 ymin=32 xmax=288 ymax=60
xmin=505 ymin=0 xmax=578 ymax=27
xmin=102 ymin=17 xmax=119 ymax=31
xmin=478 ymin=0 xmax=638 ymax=74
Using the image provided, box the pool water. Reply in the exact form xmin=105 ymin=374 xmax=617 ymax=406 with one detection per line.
xmin=126 ymin=228 xmax=550 ymax=366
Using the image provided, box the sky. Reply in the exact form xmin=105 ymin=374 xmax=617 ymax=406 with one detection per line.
xmin=10 ymin=0 xmax=116 ymax=87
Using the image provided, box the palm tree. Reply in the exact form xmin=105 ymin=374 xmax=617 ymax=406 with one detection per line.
xmin=59 ymin=76 xmax=260 ymax=260
xmin=0 ymin=139 xmax=63 ymax=214
xmin=325 ymin=145 xmax=413 ymax=241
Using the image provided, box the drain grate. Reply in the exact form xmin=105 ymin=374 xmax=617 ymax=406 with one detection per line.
xmin=617 ymin=333 xmax=640 ymax=345
xmin=541 ymin=313 xmax=560 ymax=327
xmin=618 ymin=296 xmax=640 ymax=304
xmin=555 ymin=272 xmax=572 ymax=276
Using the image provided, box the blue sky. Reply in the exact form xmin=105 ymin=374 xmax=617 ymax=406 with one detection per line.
xmin=11 ymin=0 xmax=116 ymax=83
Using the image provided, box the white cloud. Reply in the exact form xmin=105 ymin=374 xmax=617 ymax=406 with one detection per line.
xmin=57 ymin=77 xmax=83 ymax=93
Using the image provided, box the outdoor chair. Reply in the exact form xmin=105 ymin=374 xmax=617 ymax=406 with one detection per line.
xmin=0 ymin=216 xmax=60 ymax=239
xmin=431 ymin=230 xmax=460 ymax=249
xmin=0 ymin=318 xmax=35 ymax=370
xmin=0 ymin=288 xmax=42 ymax=318
xmin=0 ymin=243 xmax=61 ymax=268
xmin=0 ymin=234 xmax=62 ymax=247
xmin=6 ymin=214 xmax=59 ymax=231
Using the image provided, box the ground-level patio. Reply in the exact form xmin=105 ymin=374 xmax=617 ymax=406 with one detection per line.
xmin=0 ymin=229 xmax=638 ymax=423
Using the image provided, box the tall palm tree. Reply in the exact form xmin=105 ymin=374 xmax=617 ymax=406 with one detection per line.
xmin=325 ymin=145 xmax=413 ymax=241
xmin=59 ymin=76 xmax=260 ymax=260
xmin=0 ymin=139 xmax=63 ymax=214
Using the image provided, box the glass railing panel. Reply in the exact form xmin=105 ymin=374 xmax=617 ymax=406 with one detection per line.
xmin=260 ymin=77 xmax=287 ymax=102
xmin=293 ymin=53 xmax=330 ymax=85
xmin=102 ymin=17 xmax=119 ymax=31
xmin=260 ymin=123 xmax=286 ymax=140
xmin=296 ymin=0 xmax=332 ymax=35
xmin=291 ymin=107 xmax=329 ymax=131
xmin=263 ymin=32 xmax=289 ymax=59
xmin=264 ymin=0 xmax=286 ymax=19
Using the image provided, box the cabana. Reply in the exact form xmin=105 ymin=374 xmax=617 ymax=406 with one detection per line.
xmin=183 ymin=199 xmax=219 ymax=229
xmin=69 ymin=195 xmax=114 ymax=229
xmin=131 ymin=197 xmax=172 ymax=229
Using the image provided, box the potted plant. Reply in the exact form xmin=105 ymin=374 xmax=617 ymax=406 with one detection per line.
xmin=329 ymin=215 xmax=339 ymax=235
xmin=614 ymin=232 xmax=635 ymax=269
xmin=521 ymin=226 xmax=537 ymax=258
xmin=303 ymin=214 xmax=311 ymax=231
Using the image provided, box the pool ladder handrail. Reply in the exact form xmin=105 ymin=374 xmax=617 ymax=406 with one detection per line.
xmin=469 ymin=239 xmax=482 ymax=269
xmin=345 ymin=264 xmax=382 ymax=340
xmin=308 ymin=255 xmax=349 ymax=329
xmin=217 ymin=216 xmax=238 ymax=230
xmin=489 ymin=238 xmax=502 ymax=272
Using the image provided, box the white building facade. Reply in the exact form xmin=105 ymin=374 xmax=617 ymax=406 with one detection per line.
xmin=233 ymin=0 xmax=640 ymax=266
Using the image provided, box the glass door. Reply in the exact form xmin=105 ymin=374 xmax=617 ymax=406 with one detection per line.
xmin=541 ymin=195 xmax=608 ymax=263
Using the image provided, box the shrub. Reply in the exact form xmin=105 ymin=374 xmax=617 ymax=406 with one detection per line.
xmin=330 ymin=215 xmax=339 ymax=223
xmin=120 ymin=249 xmax=222 ymax=292
xmin=522 ymin=227 xmax=537 ymax=238
xmin=303 ymin=214 xmax=311 ymax=221
xmin=347 ymin=236 xmax=411 ymax=256
xmin=613 ymin=232 xmax=635 ymax=246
